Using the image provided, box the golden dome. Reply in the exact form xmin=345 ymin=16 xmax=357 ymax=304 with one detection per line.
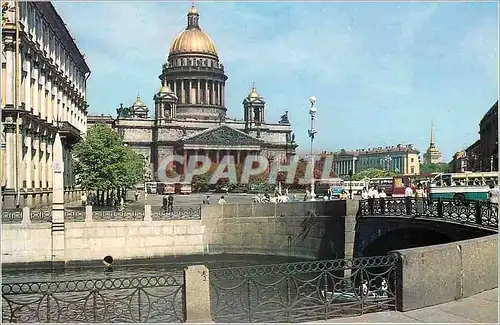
xmin=158 ymin=85 xmax=172 ymax=93
xmin=248 ymin=85 xmax=260 ymax=99
xmin=134 ymin=96 xmax=146 ymax=107
xmin=168 ymin=5 xmax=218 ymax=57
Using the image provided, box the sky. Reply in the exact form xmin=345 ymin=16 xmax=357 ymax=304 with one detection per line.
xmin=53 ymin=1 xmax=499 ymax=161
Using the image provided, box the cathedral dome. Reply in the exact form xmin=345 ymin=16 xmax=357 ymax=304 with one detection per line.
xmin=169 ymin=5 xmax=218 ymax=57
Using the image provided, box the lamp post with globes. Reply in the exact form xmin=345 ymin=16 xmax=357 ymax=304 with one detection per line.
xmin=380 ymin=154 xmax=392 ymax=175
xmin=308 ymin=96 xmax=318 ymax=201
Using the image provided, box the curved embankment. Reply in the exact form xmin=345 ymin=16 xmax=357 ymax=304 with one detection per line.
xmin=1 ymin=201 xmax=348 ymax=266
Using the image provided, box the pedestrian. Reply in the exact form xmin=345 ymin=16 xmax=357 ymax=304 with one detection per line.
xmin=415 ymin=183 xmax=425 ymax=215
xmin=167 ymin=194 xmax=174 ymax=213
xmin=134 ymin=190 xmax=140 ymax=201
xmin=203 ymin=195 xmax=210 ymax=205
xmin=404 ymin=183 xmax=414 ymax=215
xmin=361 ymin=187 xmax=369 ymax=200
xmin=488 ymin=183 xmax=499 ymax=204
xmin=162 ymin=195 xmax=168 ymax=212
xmin=218 ymin=195 xmax=226 ymax=205
xmin=378 ymin=189 xmax=386 ymax=214
xmin=367 ymin=186 xmax=376 ymax=215
xmin=81 ymin=192 xmax=87 ymax=206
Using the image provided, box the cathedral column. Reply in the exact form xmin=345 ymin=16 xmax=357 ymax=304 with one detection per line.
xmin=212 ymin=81 xmax=216 ymax=106
xmin=172 ymin=81 xmax=177 ymax=96
xmin=189 ymin=79 xmax=194 ymax=104
xmin=205 ymin=80 xmax=209 ymax=105
xmin=218 ymin=83 xmax=222 ymax=107
xmin=197 ymin=80 xmax=201 ymax=104
xmin=237 ymin=150 xmax=241 ymax=165
xmin=221 ymin=84 xmax=224 ymax=107
xmin=181 ymin=79 xmax=185 ymax=104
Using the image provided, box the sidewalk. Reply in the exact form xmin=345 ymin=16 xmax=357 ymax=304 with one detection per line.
xmin=312 ymin=288 xmax=498 ymax=323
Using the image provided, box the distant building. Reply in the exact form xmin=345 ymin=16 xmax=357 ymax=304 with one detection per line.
xmin=423 ymin=122 xmax=442 ymax=164
xmin=465 ymin=140 xmax=481 ymax=172
xmin=479 ymin=101 xmax=498 ymax=172
xmin=449 ymin=151 xmax=467 ymax=173
xmin=321 ymin=144 xmax=420 ymax=176
xmin=454 ymin=101 xmax=498 ymax=173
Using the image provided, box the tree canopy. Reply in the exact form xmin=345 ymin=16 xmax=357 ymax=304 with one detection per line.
xmin=420 ymin=163 xmax=450 ymax=174
xmin=351 ymin=168 xmax=395 ymax=181
xmin=73 ymin=124 xmax=145 ymax=191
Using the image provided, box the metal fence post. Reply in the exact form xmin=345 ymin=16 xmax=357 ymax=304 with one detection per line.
xmin=437 ymin=198 xmax=443 ymax=218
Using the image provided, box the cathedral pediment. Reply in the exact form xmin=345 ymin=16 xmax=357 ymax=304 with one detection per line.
xmin=181 ymin=125 xmax=263 ymax=147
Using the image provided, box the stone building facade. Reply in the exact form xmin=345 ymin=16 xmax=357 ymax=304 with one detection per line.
xmin=321 ymin=144 xmax=421 ymax=176
xmin=1 ymin=2 xmax=90 ymax=207
xmin=479 ymin=101 xmax=498 ymax=172
xmin=88 ymin=5 xmax=297 ymax=181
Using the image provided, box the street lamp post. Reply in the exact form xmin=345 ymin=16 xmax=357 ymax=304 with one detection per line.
xmin=380 ymin=154 xmax=392 ymax=175
xmin=348 ymin=169 xmax=353 ymax=199
xmin=308 ymin=96 xmax=318 ymax=201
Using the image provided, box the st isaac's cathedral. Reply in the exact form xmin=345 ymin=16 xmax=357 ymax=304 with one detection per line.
xmin=88 ymin=5 xmax=298 ymax=180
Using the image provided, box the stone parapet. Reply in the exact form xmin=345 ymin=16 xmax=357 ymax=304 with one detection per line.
xmin=391 ymin=234 xmax=498 ymax=311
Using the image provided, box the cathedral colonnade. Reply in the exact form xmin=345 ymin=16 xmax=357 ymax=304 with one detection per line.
xmin=1 ymin=2 xmax=90 ymax=207
xmin=164 ymin=78 xmax=224 ymax=107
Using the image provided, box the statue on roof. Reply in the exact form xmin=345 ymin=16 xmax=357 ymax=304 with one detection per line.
xmin=116 ymin=103 xmax=132 ymax=118
xmin=279 ymin=111 xmax=290 ymax=125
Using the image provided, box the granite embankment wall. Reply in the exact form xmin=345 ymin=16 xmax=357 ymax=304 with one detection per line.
xmin=392 ymin=234 xmax=498 ymax=311
xmin=1 ymin=201 xmax=350 ymax=265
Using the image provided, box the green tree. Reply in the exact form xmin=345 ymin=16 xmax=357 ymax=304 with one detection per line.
xmin=352 ymin=168 xmax=395 ymax=181
xmin=73 ymin=124 xmax=144 ymax=204
xmin=420 ymin=163 xmax=450 ymax=174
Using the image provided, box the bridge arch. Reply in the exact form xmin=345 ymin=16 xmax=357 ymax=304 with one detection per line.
xmin=362 ymin=227 xmax=453 ymax=257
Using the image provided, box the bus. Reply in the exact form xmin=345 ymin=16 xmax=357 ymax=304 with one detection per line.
xmin=428 ymin=172 xmax=498 ymax=201
xmin=315 ymin=178 xmax=344 ymax=198
xmin=175 ymin=182 xmax=192 ymax=195
xmin=343 ymin=180 xmax=369 ymax=195
xmin=369 ymin=177 xmax=394 ymax=196
xmin=391 ymin=173 xmax=438 ymax=197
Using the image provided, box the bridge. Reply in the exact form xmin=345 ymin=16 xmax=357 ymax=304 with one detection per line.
xmin=353 ymin=197 xmax=498 ymax=257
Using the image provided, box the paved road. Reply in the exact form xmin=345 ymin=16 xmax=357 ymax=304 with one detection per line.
xmin=310 ymin=288 xmax=498 ymax=323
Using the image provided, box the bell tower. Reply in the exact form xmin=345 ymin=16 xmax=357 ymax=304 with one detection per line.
xmin=243 ymin=84 xmax=265 ymax=130
xmin=153 ymin=84 xmax=178 ymax=124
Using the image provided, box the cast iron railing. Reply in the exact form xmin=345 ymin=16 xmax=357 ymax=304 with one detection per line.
xmin=360 ymin=198 xmax=498 ymax=230
xmin=92 ymin=209 xmax=145 ymax=221
xmin=210 ymin=256 xmax=397 ymax=323
xmin=2 ymin=274 xmax=185 ymax=323
xmin=30 ymin=209 xmax=52 ymax=223
xmin=1 ymin=209 xmax=23 ymax=224
xmin=151 ymin=206 xmax=202 ymax=221
xmin=64 ymin=207 xmax=86 ymax=222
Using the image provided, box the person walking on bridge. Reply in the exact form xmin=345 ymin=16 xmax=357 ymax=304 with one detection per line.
xmin=404 ymin=183 xmax=414 ymax=215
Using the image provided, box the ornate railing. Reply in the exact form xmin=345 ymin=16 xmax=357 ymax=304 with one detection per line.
xmin=210 ymin=256 xmax=397 ymax=323
xmin=30 ymin=209 xmax=52 ymax=223
xmin=360 ymin=198 xmax=498 ymax=230
xmin=151 ymin=206 xmax=201 ymax=221
xmin=2 ymin=274 xmax=185 ymax=323
xmin=92 ymin=209 xmax=145 ymax=221
xmin=1 ymin=209 xmax=23 ymax=224
xmin=64 ymin=207 xmax=86 ymax=222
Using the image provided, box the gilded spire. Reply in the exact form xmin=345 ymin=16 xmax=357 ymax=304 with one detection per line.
xmin=430 ymin=121 xmax=435 ymax=147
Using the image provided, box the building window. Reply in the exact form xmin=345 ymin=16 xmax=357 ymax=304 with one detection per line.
xmin=411 ymin=166 xmax=415 ymax=174
xmin=411 ymin=158 xmax=414 ymax=163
